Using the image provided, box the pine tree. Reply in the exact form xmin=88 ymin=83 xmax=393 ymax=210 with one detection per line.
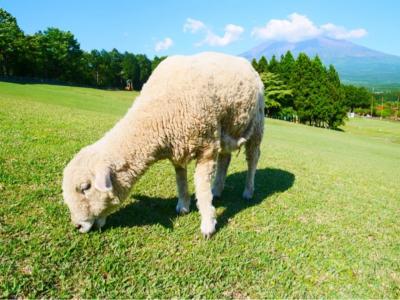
xmin=260 ymin=72 xmax=293 ymax=117
xmin=290 ymin=53 xmax=314 ymax=125
xmin=257 ymin=56 xmax=268 ymax=73
xmin=252 ymin=51 xmax=347 ymax=129
xmin=325 ymin=65 xmax=346 ymax=128
xmin=251 ymin=58 xmax=259 ymax=72
xmin=268 ymin=55 xmax=279 ymax=73
xmin=310 ymin=55 xmax=329 ymax=126
xmin=279 ymin=51 xmax=295 ymax=83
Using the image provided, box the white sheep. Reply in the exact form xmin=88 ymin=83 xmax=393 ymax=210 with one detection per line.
xmin=62 ymin=52 xmax=265 ymax=237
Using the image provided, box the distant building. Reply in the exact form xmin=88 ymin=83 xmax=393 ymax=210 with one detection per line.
xmin=348 ymin=112 xmax=355 ymax=118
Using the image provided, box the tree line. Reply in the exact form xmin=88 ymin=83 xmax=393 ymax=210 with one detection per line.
xmin=252 ymin=52 xmax=374 ymax=129
xmin=0 ymin=8 xmax=165 ymax=89
xmin=2 ymin=8 xmax=384 ymax=127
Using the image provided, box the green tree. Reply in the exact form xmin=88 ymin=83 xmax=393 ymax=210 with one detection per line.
xmin=35 ymin=28 xmax=83 ymax=81
xmin=107 ymin=49 xmax=124 ymax=87
xmin=19 ymin=34 xmax=43 ymax=77
xmin=260 ymin=72 xmax=293 ymax=117
xmin=279 ymin=51 xmax=295 ymax=83
xmin=278 ymin=106 xmax=297 ymax=122
xmin=251 ymin=58 xmax=258 ymax=72
xmin=343 ymin=84 xmax=372 ymax=112
xmin=268 ymin=55 xmax=279 ymax=73
xmin=248 ymin=52 xmax=348 ymax=128
xmin=86 ymin=50 xmax=104 ymax=86
xmin=310 ymin=55 xmax=329 ymax=126
xmin=0 ymin=8 xmax=25 ymax=76
xmin=290 ymin=53 xmax=314 ymax=124
xmin=136 ymin=54 xmax=152 ymax=89
xmin=325 ymin=65 xmax=346 ymax=128
xmin=121 ymin=53 xmax=140 ymax=89
xmin=256 ymin=56 xmax=269 ymax=73
xmin=0 ymin=8 xmax=167 ymax=89
xmin=288 ymin=54 xmax=346 ymax=128
xmin=151 ymin=56 xmax=167 ymax=71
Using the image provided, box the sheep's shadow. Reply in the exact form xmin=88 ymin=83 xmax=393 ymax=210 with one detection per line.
xmin=105 ymin=167 xmax=295 ymax=231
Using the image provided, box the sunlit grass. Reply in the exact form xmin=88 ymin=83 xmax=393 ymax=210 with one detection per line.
xmin=1 ymin=82 xmax=399 ymax=298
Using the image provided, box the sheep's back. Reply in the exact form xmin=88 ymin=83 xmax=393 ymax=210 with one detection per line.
xmin=134 ymin=52 xmax=263 ymax=160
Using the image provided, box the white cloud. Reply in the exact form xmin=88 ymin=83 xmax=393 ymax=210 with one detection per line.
xmin=184 ymin=18 xmax=244 ymax=47
xmin=155 ymin=37 xmax=173 ymax=52
xmin=183 ymin=18 xmax=206 ymax=33
xmin=252 ymin=13 xmax=320 ymax=42
xmin=200 ymin=24 xmax=244 ymax=47
xmin=321 ymin=23 xmax=367 ymax=39
xmin=252 ymin=13 xmax=367 ymax=42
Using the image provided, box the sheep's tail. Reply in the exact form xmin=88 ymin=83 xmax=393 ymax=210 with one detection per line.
xmin=237 ymin=89 xmax=265 ymax=156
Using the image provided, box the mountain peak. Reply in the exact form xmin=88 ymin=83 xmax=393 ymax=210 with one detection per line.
xmin=241 ymin=37 xmax=393 ymax=60
xmin=240 ymin=38 xmax=400 ymax=86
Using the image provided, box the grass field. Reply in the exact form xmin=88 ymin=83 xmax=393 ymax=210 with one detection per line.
xmin=1 ymin=81 xmax=399 ymax=298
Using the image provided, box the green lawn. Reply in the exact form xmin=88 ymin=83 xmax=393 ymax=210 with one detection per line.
xmin=1 ymin=81 xmax=399 ymax=298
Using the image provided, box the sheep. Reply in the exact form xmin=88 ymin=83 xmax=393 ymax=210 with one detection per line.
xmin=62 ymin=52 xmax=265 ymax=237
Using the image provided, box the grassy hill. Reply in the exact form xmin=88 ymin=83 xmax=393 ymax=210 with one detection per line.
xmin=1 ymin=82 xmax=399 ymax=298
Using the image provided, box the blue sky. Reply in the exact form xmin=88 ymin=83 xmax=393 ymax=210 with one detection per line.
xmin=1 ymin=0 xmax=399 ymax=58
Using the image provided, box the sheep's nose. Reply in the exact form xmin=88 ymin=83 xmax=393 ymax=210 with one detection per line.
xmin=74 ymin=220 xmax=95 ymax=233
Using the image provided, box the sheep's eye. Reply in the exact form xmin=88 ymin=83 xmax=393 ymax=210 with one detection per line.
xmin=80 ymin=182 xmax=91 ymax=193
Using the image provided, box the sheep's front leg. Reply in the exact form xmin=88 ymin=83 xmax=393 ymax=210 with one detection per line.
xmin=195 ymin=154 xmax=217 ymax=238
xmin=175 ymin=166 xmax=190 ymax=214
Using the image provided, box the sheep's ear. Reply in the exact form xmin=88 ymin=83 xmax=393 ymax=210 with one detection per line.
xmin=94 ymin=167 xmax=113 ymax=192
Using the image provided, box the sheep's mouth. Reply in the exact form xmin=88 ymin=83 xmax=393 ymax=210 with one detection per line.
xmin=75 ymin=217 xmax=106 ymax=233
xmin=75 ymin=220 xmax=94 ymax=233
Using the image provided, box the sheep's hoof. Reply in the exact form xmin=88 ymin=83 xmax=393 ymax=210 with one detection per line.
xmin=237 ymin=137 xmax=247 ymax=148
xmin=203 ymin=232 xmax=213 ymax=239
xmin=242 ymin=189 xmax=254 ymax=201
xmin=201 ymin=218 xmax=217 ymax=239
xmin=176 ymin=202 xmax=190 ymax=215
xmin=212 ymin=195 xmax=221 ymax=202
xmin=212 ymin=187 xmax=223 ymax=199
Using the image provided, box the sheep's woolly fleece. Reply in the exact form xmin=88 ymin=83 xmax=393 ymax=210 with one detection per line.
xmin=62 ymin=52 xmax=265 ymax=236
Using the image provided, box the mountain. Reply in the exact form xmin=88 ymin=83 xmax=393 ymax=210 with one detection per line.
xmin=240 ymin=37 xmax=400 ymax=88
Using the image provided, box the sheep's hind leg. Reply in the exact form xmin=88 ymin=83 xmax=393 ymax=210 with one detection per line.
xmin=175 ymin=166 xmax=191 ymax=214
xmin=195 ymin=150 xmax=218 ymax=238
xmin=212 ymin=153 xmax=231 ymax=199
xmin=243 ymin=138 xmax=261 ymax=201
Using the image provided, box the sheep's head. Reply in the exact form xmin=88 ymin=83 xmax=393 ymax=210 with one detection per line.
xmin=62 ymin=147 xmax=120 ymax=233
